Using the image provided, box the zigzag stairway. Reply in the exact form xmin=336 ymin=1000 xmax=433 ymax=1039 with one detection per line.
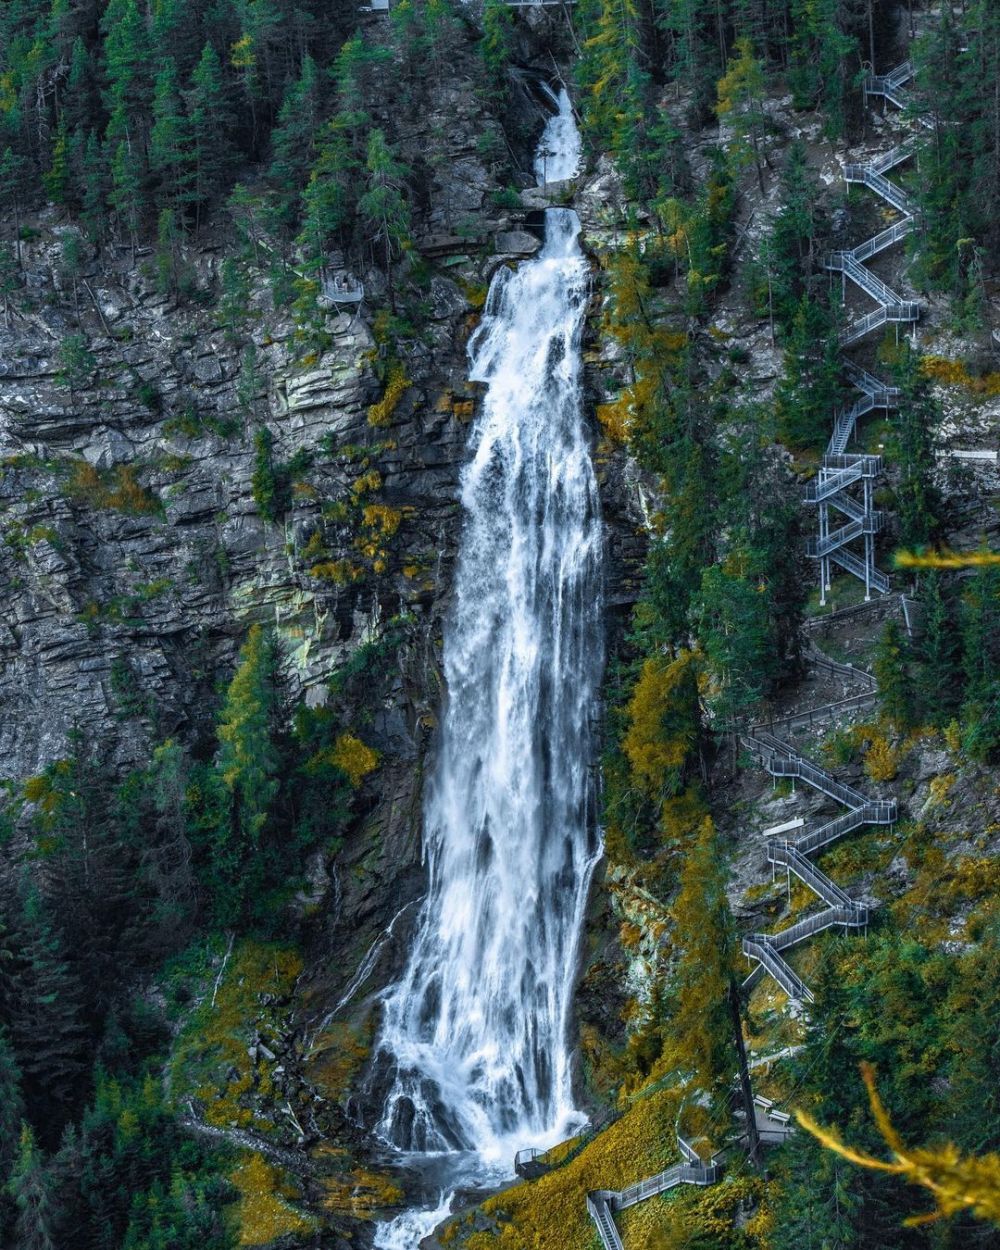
xmin=808 ymin=62 xmax=924 ymax=604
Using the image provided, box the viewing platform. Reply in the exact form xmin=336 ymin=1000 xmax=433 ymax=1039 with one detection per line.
xmin=320 ymin=274 xmax=364 ymax=306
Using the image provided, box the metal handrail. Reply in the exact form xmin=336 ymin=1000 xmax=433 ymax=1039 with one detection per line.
xmin=752 ymin=690 xmax=878 ymax=736
xmin=586 ymin=1194 xmax=624 ymax=1250
xmin=804 ymin=462 xmax=862 ymax=501
xmin=821 ymin=453 xmax=883 ymax=473
xmin=803 ymin=644 xmax=876 ymax=687
xmin=794 ymin=806 xmax=872 ymax=854
xmin=742 ymin=938 xmax=814 ymax=1002
xmin=762 ymin=904 xmax=868 ymax=952
xmin=846 ymin=165 xmax=915 ymax=214
xmin=826 ymin=490 xmax=869 ymax=524
xmin=588 ymin=1145 xmax=721 ymax=1246
xmin=762 ymin=754 xmax=870 ymax=810
xmin=886 ymin=60 xmax=915 ymax=87
xmin=870 ymin=139 xmax=915 ymax=175
xmin=807 ymin=512 xmax=883 ymax=558
xmin=851 ymin=217 xmax=913 ymax=262
xmin=836 ymin=253 xmax=909 ymax=307
xmin=830 ymin=546 xmax=891 ymax=593
xmin=768 ymin=842 xmax=856 ymax=907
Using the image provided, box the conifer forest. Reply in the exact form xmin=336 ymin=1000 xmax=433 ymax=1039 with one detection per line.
xmin=1 ymin=0 xmax=1000 ymax=1248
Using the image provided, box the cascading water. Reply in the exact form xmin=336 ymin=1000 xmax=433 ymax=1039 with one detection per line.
xmin=372 ymin=87 xmax=602 ymax=1247
xmin=534 ymin=84 xmax=582 ymax=184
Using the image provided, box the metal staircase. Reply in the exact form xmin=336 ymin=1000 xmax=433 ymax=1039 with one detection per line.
xmin=586 ymin=1136 xmax=720 ymax=1250
xmin=740 ymin=727 xmax=896 ymax=1006
xmin=808 ymin=61 xmax=923 ymax=604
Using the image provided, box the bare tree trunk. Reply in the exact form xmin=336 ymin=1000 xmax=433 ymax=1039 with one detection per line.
xmin=729 ymin=977 xmax=761 ymax=1170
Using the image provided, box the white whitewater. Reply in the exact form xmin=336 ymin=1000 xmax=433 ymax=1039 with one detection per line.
xmin=534 ymin=86 xmax=582 ymax=184
xmin=373 ymin=86 xmax=602 ymax=1249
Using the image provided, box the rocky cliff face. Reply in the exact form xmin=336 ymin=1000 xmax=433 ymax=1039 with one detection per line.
xmin=0 ymin=28 xmax=649 ymax=1164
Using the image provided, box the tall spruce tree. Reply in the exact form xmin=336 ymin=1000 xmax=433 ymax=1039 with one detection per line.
xmin=890 ymin=349 xmax=941 ymax=552
xmin=960 ymin=564 xmax=1000 ymax=761
xmin=775 ymin=295 xmax=843 ymax=450
xmin=915 ymin=571 xmax=962 ymax=727
xmin=7 ymin=1126 xmax=59 ymax=1250
xmin=187 ymin=43 xmax=235 ymax=219
xmin=873 ymin=618 xmax=913 ymax=730
xmin=6 ymin=885 xmax=89 ymax=1129
xmin=149 ymin=58 xmax=193 ymax=214
xmin=669 ymin=817 xmax=737 ymax=1096
xmin=359 ymin=128 xmax=411 ymax=312
xmin=0 ymin=1026 xmax=24 ymax=1181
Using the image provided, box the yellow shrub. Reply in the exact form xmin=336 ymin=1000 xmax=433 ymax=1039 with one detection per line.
xmin=863 ymin=734 xmax=898 ymax=782
xmin=301 ymin=530 xmax=327 ymax=562
xmin=623 ymin=651 xmax=698 ymax=801
xmin=921 ymin=354 xmax=1000 ymax=395
xmin=361 ymin=503 xmax=402 ymax=538
xmin=352 ymin=469 xmax=382 ymax=497
xmin=597 ymin=395 xmax=632 ymax=444
xmin=927 ymin=773 xmax=955 ymax=807
xmin=619 ymin=921 xmax=643 ymax=950
xmin=310 ymin=559 xmax=362 ymax=584
xmin=67 ymin=461 xmax=160 ymax=515
xmin=368 ymin=362 xmax=410 ymax=427
xmin=329 ymin=733 xmax=379 ymax=787
xmin=659 ymin=786 xmax=709 ymax=848
xmin=229 ymin=1152 xmax=316 ymax=1245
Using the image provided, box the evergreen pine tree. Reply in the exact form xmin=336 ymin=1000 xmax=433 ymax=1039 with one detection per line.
xmin=873 ymin=619 xmax=913 ymax=730
xmin=0 ymin=148 xmax=31 ymax=269
xmin=204 ymin=626 xmax=283 ymax=920
xmin=915 ymin=571 xmax=961 ymax=727
xmin=479 ymin=0 xmax=514 ymax=102
xmin=359 ymin=128 xmax=411 ymax=312
xmin=297 ymin=122 xmax=354 ymax=270
xmin=775 ymin=295 xmax=843 ymax=450
xmin=716 ymin=37 xmax=768 ymax=192
xmin=668 ymin=817 xmax=737 ymax=1097
xmin=891 ymin=349 xmax=941 ymax=552
xmin=266 ymin=54 xmax=321 ymax=226
xmin=187 ymin=43 xmax=235 ymax=219
xmin=101 ymin=0 xmax=149 ymax=132
xmin=108 ymin=138 xmax=144 ymax=257
xmin=42 ymin=118 xmax=70 ymax=204
xmin=63 ymin=36 xmax=97 ymax=137
xmin=6 ymin=886 xmax=89 ymax=1127
xmin=766 ymin=141 xmax=823 ymax=330
xmin=695 ymin=554 xmax=775 ymax=722
xmin=0 ymin=1026 xmax=24 ymax=1181
xmin=80 ymin=131 xmax=106 ymax=241
xmin=960 ymin=563 xmax=1000 ymax=761
xmin=7 ymin=1125 xmax=58 ymax=1250
xmin=149 ymin=58 xmax=193 ymax=214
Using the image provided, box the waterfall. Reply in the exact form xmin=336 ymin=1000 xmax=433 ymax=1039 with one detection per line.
xmin=373 ymin=87 xmax=602 ymax=1247
xmin=535 ymin=85 xmax=582 ymax=184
